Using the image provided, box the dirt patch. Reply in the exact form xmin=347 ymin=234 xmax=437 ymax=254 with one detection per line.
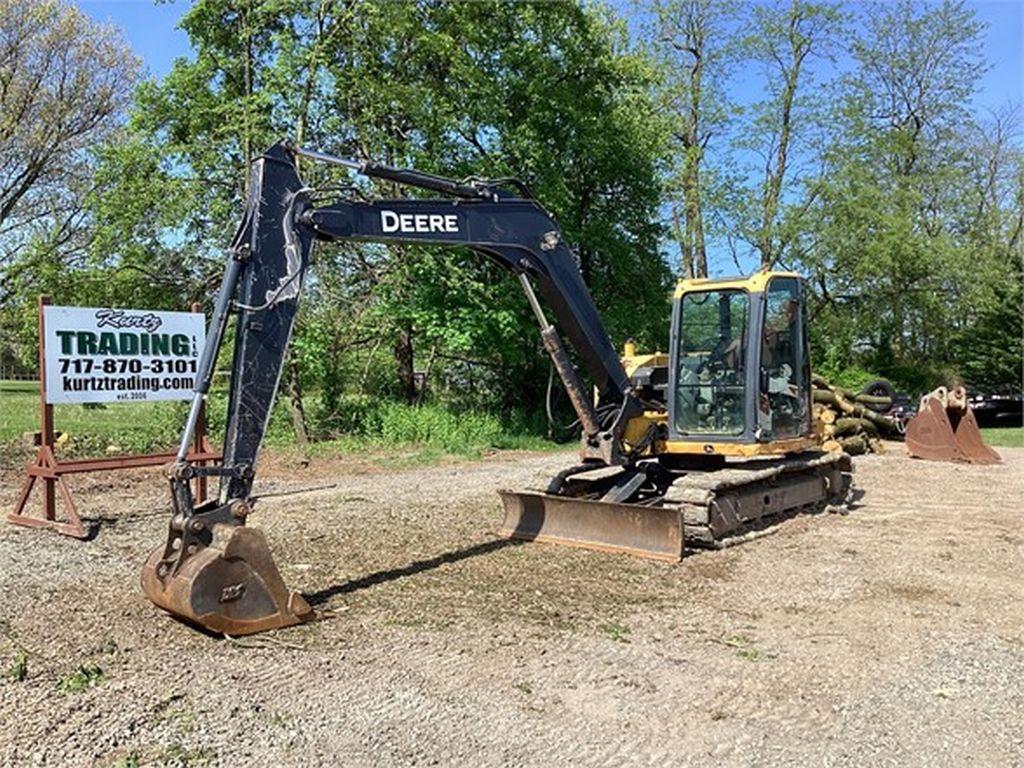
xmin=0 ymin=446 xmax=1022 ymax=767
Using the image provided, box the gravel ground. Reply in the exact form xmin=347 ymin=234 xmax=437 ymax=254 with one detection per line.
xmin=0 ymin=445 xmax=1021 ymax=767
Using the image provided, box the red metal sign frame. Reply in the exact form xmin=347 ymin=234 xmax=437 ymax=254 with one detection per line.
xmin=7 ymin=296 xmax=220 ymax=539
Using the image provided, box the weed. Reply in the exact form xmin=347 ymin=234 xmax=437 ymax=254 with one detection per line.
xmin=268 ymin=712 xmax=292 ymax=728
xmin=152 ymin=694 xmax=198 ymax=734
xmin=723 ymin=634 xmax=752 ymax=648
xmin=599 ymin=621 xmax=631 ymax=643
xmin=5 ymin=650 xmax=27 ymax=681
xmin=720 ymin=634 xmax=764 ymax=661
xmin=109 ymin=754 xmax=141 ymax=768
xmin=513 ymin=681 xmax=533 ymax=694
xmin=155 ymin=743 xmax=217 ymax=767
xmin=56 ymin=663 xmax=105 ymax=694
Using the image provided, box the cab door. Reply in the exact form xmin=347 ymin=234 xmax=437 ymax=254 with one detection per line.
xmin=756 ymin=276 xmax=811 ymax=440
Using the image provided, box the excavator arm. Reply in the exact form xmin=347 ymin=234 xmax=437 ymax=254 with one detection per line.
xmin=141 ymin=142 xmax=641 ymax=635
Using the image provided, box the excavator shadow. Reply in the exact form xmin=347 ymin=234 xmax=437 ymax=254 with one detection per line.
xmin=304 ymin=537 xmax=527 ymax=607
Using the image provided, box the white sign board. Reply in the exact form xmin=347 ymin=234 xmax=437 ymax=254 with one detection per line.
xmin=43 ymin=306 xmax=205 ymax=404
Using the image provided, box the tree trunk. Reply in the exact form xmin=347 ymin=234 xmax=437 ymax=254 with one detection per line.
xmin=682 ymin=151 xmax=708 ymax=277
xmin=286 ymin=357 xmax=310 ymax=447
xmin=685 ymin=48 xmax=708 ymax=278
xmin=578 ymin=245 xmax=592 ymax=286
xmin=758 ymin=4 xmax=811 ymax=268
xmin=671 ymin=204 xmax=693 ymax=279
xmin=394 ymin=323 xmax=416 ymax=404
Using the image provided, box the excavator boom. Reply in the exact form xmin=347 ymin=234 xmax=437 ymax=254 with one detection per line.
xmin=142 ymin=142 xmax=642 ymax=634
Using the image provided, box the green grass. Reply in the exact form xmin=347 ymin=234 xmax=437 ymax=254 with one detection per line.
xmin=56 ymin=663 xmax=105 ymax=694
xmin=599 ymin=621 xmax=631 ymax=643
xmin=722 ymin=633 xmax=766 ymax=661
xmin=4 ymin=650 xmax=27 ymax=682
xmin=0 ymin=379 xmax=560 ymax=461
xmin=980 ymin=427 xmax=1024 ymax=448
xmin=1 ymin=379 xmax=191 ymax=456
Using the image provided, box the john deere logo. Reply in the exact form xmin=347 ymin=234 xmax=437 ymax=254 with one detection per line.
xmin=380 ymin=210 xmax=459 ymax=234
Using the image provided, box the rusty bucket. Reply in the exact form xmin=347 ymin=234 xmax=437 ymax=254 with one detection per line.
xmin=905 ymin=387 xmax=1001 ymax=465
xmin=141 ymin=523 xmax=315 ymax=636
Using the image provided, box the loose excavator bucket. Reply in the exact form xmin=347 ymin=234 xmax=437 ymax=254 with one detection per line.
xmin=140 ymin=523 xmax=315 ymax=636
xmin=905 ymin=387 xmax=1001 ymax=465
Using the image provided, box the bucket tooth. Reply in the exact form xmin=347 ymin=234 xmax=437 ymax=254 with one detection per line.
xmin=141 ymin=523 xmax=315 ymax=636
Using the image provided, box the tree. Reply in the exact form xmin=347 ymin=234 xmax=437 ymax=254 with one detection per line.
xmin=0 ymin=0 xmax=139 ymax=370
xmin=654 ymin=0 xmax=735 ymax=278
xmin=739 ymin=0 xmax=844 ymax=268
xmin=0 ymin=0 xmax=138 ymax=247
xmin=798 ymin=0 xmax=1015 ymax=390
xmin=89 ymin=0 xmax=671 ymax=430
xmin=948 ymin=108 xmax=1024 ymax=387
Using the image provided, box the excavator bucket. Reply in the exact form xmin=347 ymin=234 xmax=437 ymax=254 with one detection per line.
xmin=950 ymin=406 xmax=1001 ymax=464
xmin=140 ymin=523 xmax=315 ymax=636
xmin=905 ymin=387 xmax=1001 ymax=465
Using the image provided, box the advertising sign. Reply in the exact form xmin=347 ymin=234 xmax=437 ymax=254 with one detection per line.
xmin=42 ymin=306 xmax=205 ymax=404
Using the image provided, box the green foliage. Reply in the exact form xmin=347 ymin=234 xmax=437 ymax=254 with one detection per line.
xmin=3 ymin=0 xmax=1019 ymax=450
xmin=377 ymin=403 xmax=503 ymax=452
xmin=5 ymin=650 xmax=27 ymax=682
xmin=0 ymin=381 xmax=196 ymax=455
xmin=81 ymin=0 xmax=671 ymax=428
xmin=0 ymin=380 xmax=552 ymax=459
xmin=310 ymin=395 xmax=551 ymax=455
xmin=0 ymin=0 xmax=142 ymax=373
xmin=56 ymin=663 xmax=105 ymax=694
xmin=799 ymin=1 xmax=1020 ymax=393
xmin=599 ymin=621 xmax=631 ymax=643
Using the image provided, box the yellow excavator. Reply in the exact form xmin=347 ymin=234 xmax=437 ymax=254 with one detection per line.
xmin=141 ymin=143 xmax=852 ymax=635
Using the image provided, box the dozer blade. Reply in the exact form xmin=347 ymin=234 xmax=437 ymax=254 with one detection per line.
xmin=141 ymin=523 xmax=315 ymax=636
xmin=498 ymin=490 xmax=685 ymax=562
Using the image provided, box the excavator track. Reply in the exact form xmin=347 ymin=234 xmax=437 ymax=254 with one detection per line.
xmin=663 ymin=451 xmax=853 ymax=549
xmin=500 ymin=451 xmax=853 ymax=560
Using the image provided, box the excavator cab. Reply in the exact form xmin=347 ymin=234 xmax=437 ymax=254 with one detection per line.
xmin=662 ymin=272 xmax=816 ymax=457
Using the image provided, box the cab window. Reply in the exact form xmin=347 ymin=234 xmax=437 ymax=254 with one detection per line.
xmin=758 ymin=277 xmax=809 ymax=439
xmin=675 ymin=289 xmax=748 ymax=435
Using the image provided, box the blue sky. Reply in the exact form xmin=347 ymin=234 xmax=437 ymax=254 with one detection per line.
xmin=78 ymin=0 xmax=1022 ymax=273
xmin=77 ymin=0 xmax=1023 ymax=107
